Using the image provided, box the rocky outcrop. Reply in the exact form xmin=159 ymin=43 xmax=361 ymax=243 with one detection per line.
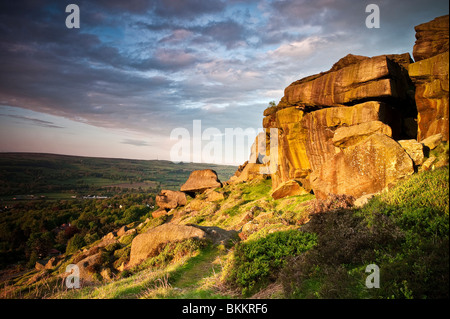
xmin=412 ymin=15 xmax=449 ymax=62
xmin=128 ymin=224 xmax=207 ymax=267
xmin=283 ymin=53 xmax=413 ymax=108
xmin=409 ymin=15 xmax=449 ymax=142
xmin=180 ymin=169 xmax=222 ymax=194
xmin=258 ymin=15 xmax=449 ymax=200
xmin=310 ymin=134 xmax=414 ymax=199
xmin=409 ymin=51 xmax=449 ymax=141
xmin=156 ymin=190 xmax=187 ymax=210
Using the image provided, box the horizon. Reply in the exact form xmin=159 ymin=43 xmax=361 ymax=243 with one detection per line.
xmin=1 ymin=1 xmax=449 ymax=165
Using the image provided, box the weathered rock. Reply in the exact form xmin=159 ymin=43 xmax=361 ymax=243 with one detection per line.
xmin=180 ymin=169 xmax=222 ymax=194
xmin=205 ymin=189 xmax=225 ymax=202
xmin=332 ymin=121 xmax=392 ymax=148
xmin=284 ymin=54 xmax=412 ymax=108
xmin=35 ymin=261 xmax=46 ymax=271
xmin=229 ymin=162 xmax=268 ymax=183
xmin=409 ymin=52 xmax=449 ymax=141
xmin=270 ymin=180 xmax=310 ymax=200
xmin=156 ymin=190 xmax=187 ymax=210
xmin=302 ymin=102 xmax=398 ymax=173
xmin=421 ymin=156 xmax=437 ymax=171
xmin=152 ymin=208 xmax=168 ymax=219
xmin=128 ymin=224 xmax=207 ymax=267
xmin=116 ymin=225 xmax=128 ymax=237
xmin=420 ymin=133 xmax=444 ymax=150
xmin=45 ymin=256 xmax=61 ymax=270
xmin=75 ymin=252 xmax=103 ymax=282
xmin=268 ymin=101 xmax=401 ymax=190
xmin=398 ymin=139 xmax=425 ymax=166
xmin=413 ymin=15 xmax=449 ymax=62
xmin=310 ymin=134 xmax=414 ymax=199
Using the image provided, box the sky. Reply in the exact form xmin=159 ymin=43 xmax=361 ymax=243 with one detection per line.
xmin=0 ymin=0 xmax=448 ymax=165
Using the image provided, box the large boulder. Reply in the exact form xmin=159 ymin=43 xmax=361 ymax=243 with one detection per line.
xmin=283 ymin=54 xmax=412 ymax=108
xmin=412 ymin=15 xmax=449 ymax=62
xmin=156 ymin=190 xmax=187 ymax=210
xmin=128 ymin=224 xmax=207 ymax=267
xmin=310 ymin=133 xmax=414 ymax=199
xmin=180 ymin=169 xmax=222 ymax=194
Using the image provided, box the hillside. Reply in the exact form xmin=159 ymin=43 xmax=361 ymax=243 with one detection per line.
xmin=0 ymin=153 xmax=237 ymax=199
xmin=1 ymin=163 xmax=447 ymax=299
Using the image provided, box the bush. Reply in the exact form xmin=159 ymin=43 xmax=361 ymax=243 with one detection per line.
xmin=65 ymin=233 xmax=86 ymax=254
xmin=280 ymin=210 xmax=403 ymax=298
xmin=225 ymin=230 xmax=317 ymax=296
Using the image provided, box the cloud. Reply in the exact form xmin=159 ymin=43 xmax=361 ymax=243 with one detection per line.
xmin=121 ymin=139 xmax=151 ymax=147
xmin=0 ymin=0 xmax=448 ymax=162
xmin=0 ymin=114 xmax=64 ymax=129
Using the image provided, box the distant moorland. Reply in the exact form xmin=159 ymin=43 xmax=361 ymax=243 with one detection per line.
xmin=0 ymin=153 xmax=237 ymax=200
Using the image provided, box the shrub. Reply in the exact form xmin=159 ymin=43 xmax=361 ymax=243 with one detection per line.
xmin=66 ymin=233 xmax=86 ymax=254
xmin=225 ymin=230 xmax=317 ymax=296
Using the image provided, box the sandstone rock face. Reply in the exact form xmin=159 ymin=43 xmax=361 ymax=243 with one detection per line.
xmin=284 ymin=54 xmax=412 ymax=108
xmin=409 ymin=15 xmax=449 ymax=142
xmin=409 ymin=52 xmax=449 ymax=141
xmin=413 ymin=15 xmax=449 ymax=62
xmin=257 ymin=16 xmax=447 ymax=200
xmin=129 ymin=224 xmax=207 ymax=267
xmin=332 ymin=121 xmax=392 ymax=148
xmin=310 ymin=134 xmax=414 ymax=200
xmin=270 ymin=180 xmax=309 ymax=200
xmin=180 ymin=169 xmax=222 ymax=194
xmin=156 ymin=190 xmax=187 ymax=210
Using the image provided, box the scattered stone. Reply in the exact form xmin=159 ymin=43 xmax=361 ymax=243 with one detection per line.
xmin=156 ymin=190 xmax=187 ymax=210
xmin=116 ymin=225 xmax=128 ymax=237
xmin=421 ymin=133 xmax=444 ymax=150
xmin=398 ymin=139 xmax=425 ymax=166
xmin=180 ymin=169 xmax=222 ymax=194
xmin=421 ymin=156 xmax=437 ymax=171
xmin=205 ymin=189 xmax=225 ymax=202
xmin=152 ymin=208 xmax=168 ymax=219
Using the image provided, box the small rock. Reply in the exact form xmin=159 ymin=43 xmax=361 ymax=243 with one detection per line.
xmin=421 ymin=133 xmax=443 ymax=150
xmin=421 ymin=156 xmax=437 ymax=171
